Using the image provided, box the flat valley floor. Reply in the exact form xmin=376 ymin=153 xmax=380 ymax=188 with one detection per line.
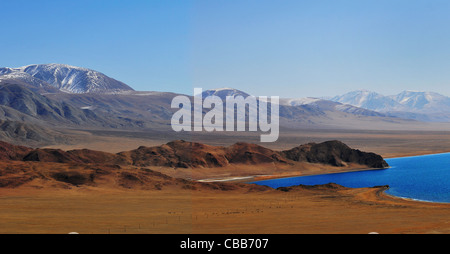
xmin=2 ymin=186 xmax=450 ymax=234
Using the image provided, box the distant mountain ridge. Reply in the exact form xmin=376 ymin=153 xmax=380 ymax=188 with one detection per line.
xmin=201 ymin=87 xmax=251 ymax=99
xmin=0 ymin=64 xmax=134 ymax=94
xmin=0 ymin=63 xmax=438 ymax=146
xmin=0 ymin=83 xmax=141 ymax=128
xmin=330 ymin=90 xmax=450 ymax=122
xmin=392 ymin=91 xmax=450 ymax=113
xmin=331 ymin=90 xmax=405 ymax=112
xmin=207 ymin=87 xmax=450 ymax=122
xmin=332 ymin=90 xmax=450 ymax=113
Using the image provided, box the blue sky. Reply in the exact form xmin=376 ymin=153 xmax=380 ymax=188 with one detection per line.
xmin=2 ymin=0 xmax=450 ymax=98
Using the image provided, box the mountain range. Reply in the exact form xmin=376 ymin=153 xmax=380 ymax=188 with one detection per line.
xmin=0 ymin=64 xmax=134 ymax=94
xmin=0 ymin=63 xmax=447 ymax=146
xmin=330 ymin=90 xmax=450 ymax=122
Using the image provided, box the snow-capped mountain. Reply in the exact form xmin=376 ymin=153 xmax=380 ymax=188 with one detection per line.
xmin=331 ymin=90 xmax=407 ymax=112
xmin=391 ymin=91 xmax=450 ymax=113
xmin=200 ymin=88 xmax=388 ymax=118
xmin=279 ymin=97 xmax=321 ymax=106
xmin=279 ymin=96 xmax=385 ymax=117
xmin=0 ymin=67 xmax=14 ymax=75
xmin=0 ymin=71 xmax=48 ymax=86
xmin=329 ymin=90 xmax=450 ymax=121
xmin=0 ymin=64 xmax=134 ymax=94
xmin=200 ymin=87 xmax=251 ymax=99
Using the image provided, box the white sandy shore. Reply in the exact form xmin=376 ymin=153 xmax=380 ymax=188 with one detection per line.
xmin=197 ymin=175 xmax=271 ymax=182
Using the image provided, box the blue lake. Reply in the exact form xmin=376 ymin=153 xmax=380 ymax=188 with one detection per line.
xmin=251 ymin=153 xmax=450 ymax=203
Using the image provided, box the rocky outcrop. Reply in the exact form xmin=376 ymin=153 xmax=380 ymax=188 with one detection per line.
xmin=281 ymin=140 xmax=389 ymax=168
xmin=0 ymin=139 xmax=388 ymax=169
xmin=0 ymin=141 xmax=33 ymax=160
xmin=0 ymin=140 xmax=390 ymax=190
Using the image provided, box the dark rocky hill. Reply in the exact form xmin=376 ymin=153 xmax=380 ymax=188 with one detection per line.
xmin=281 ymin=140 xmax=389 ymax=168
xmin=0 ymin=139 xmax=389 ymax=169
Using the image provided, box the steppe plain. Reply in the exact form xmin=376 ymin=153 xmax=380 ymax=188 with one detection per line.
xmin=3 ymin=127 xmax=450 ymax=234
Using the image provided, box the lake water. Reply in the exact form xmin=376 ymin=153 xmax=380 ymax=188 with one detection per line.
xmin=251 ymin=153 xmax=450 ymax=203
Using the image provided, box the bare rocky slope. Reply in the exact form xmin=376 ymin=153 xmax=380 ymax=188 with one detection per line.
xmin=0 ymin=139 xmax=388 ymax=169
xmin=0 ymin=140 xmax=388 ymax=190
xmin=0 ymin=64 xmax=134 ymax=94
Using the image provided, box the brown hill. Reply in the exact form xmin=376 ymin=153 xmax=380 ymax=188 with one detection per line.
xmin=0 ymin=160 xmax=272 ymax=192
xmin=225 ymin=142 xmax=289 ymax=165
xmin=118 ymin=140 xmax=291 ymax=168
xmin=0 ymin=140 xmax=389 ymax=190
xmin=281 ymin=140 xmax=389 ymax=168
xmin=118 ymin=140 xmax=388 ymax=169
xmin=118 ymin=140 xmax=229 ymax=168
xmin=0 ymin=140 xmax=33 ymax=160
xmin=0 ymin=139 xmax=388 ymax=169
xmin=23 ymin=148 xmax=86 ymax=163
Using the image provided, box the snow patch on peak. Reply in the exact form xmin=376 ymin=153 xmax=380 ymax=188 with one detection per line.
xmin=201 ymin=87 xmax=251 ymax=99
xmin=210 ymin=87 xmax=236 ymax=92
xmin=331 ymin=89 xmax=450 ymax=114
xmin=280 ymin=97 xmax=321 ymax=106
xmin=0 ymin=64 xmax=134 ymax=94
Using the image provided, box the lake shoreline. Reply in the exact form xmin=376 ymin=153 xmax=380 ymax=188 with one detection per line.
xmin=375 ymin=187 xmax=450 ymax=206
xmin=196 ymin=167 xmax=388 ymax=184
xmin=244 ymin=151 xmax=450 ymax=204
xmin=382 ymin=150 xmax=450 ymax=159
xmin=212 ymin=151 xmax=450 ymax=184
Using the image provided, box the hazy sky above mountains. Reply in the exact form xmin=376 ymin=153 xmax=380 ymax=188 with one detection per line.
xmin=2 ymin=0 xmax=450 ymax=98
